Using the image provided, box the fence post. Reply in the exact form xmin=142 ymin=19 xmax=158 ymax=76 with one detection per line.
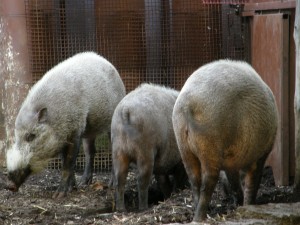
xmin=294 ymin=0 xmax=300 ymax=195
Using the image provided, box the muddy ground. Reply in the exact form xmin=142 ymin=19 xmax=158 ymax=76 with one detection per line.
xmin=0 ymin=166 xmax=294 ymax=225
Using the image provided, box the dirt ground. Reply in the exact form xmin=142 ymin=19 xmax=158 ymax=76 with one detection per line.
xmin=0 ymin=166 xmax=294 ymax=225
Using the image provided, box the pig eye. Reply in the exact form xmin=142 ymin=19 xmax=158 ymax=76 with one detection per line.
xmin=25 ymin=133 xmax=36 ymax=142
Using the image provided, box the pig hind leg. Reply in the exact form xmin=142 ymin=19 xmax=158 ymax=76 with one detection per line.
xmin=80 ymin=136 xmax=96 ymax=185
xmin=193 ymin=158 xmax=220 ymax=222
xmin=224 ymin=170 xmax=243 ymax=206
xmin=107 ymin=132 xmax=115 ymax=188
xmin=243 ymin=152 xmax=269 ymax=205
xmin=53 ymin=135 xmax=81 ymax=199
xmin=137 ymin=154 xmax=154 ymax=211
xmin=181 ymin=150 xmax=202 ymax=212
xmin=175 ymin=127 xmax=202 ymax=209
xmin=155 ymin=174 xmax=172 ymax=199
xmin=113 ymin=152 xmax=130 ymax=212
xmin=176 ymin=123 xmax=219 ymax=221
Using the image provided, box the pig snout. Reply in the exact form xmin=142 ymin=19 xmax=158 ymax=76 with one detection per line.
xmin=0 ymin=173 xmax=16 ymax=191
xmin=6 ymin=166 xmax=32 ymax=192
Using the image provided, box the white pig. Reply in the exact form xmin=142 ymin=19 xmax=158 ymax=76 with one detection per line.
xmin=6 ymin=52 xmax=126 ymax=198
xmin=111 ymin=83 xmax=187 ymax=211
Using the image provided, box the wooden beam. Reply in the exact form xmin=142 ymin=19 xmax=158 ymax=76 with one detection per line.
xmin=242 ymin=1 xmax=296 ymax=17
xmin=293 ymin=0 xmax=300 ymax=195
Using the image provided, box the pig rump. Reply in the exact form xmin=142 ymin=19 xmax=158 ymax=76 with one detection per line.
xmin=172 ymin=60 xmax=278 ymax=222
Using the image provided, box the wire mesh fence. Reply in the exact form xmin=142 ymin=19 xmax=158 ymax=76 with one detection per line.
xmin=24 ymin=0 xmax=250 ymax=172
xmin=202 ymin=0 xmax=249 ymax=4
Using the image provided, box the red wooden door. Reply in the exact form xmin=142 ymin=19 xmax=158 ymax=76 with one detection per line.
xmin=251 ymin=13 xmax=290 ymax=186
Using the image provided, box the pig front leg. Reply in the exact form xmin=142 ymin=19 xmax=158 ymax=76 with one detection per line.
xmin=79 ymin=137 xmax=96 ymax=185
xmin=172 ymin=162 xmax=189 ymax=191
xmin=52 ymin=136 xmax=80 ymax=199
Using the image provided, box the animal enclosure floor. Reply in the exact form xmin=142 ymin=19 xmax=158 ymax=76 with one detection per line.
xmin=0 ymin=167 xmax=294 ymax=225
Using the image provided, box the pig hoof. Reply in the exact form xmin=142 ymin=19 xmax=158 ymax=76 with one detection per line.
xmin=52 ymin=191 xmax=67 ymax=199
xmin=5 ymin=181 xmax=18 ymax=192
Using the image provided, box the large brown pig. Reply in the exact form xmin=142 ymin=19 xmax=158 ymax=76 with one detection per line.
xmin=172 ymin=59 xmax=278 ymax=221
xmin=111 ymin=83 xmax=187 ymax=211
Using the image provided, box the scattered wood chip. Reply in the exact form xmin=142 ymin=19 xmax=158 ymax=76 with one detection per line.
xmin=91 ymin=181 xmax=108 ymax=191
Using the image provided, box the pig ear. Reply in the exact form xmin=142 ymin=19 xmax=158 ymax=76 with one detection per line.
xmin=37 ymin=108 xmax=48 ymax=123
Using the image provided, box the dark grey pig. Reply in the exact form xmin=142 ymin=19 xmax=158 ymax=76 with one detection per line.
xmin=111 ymin=83 xmax=187 ymax=211
xmin=172 ymin=60 xmax=278 ymax=222
xmin=6 ymin=52 xmax=126 ymax=198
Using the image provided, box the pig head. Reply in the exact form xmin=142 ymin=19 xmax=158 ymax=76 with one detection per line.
xmin=6 ymin=106 xmax=62 ymax=191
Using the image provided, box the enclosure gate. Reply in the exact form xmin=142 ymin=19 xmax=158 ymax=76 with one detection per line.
xmin=19 ymin=0 xmax=250 ymax=172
